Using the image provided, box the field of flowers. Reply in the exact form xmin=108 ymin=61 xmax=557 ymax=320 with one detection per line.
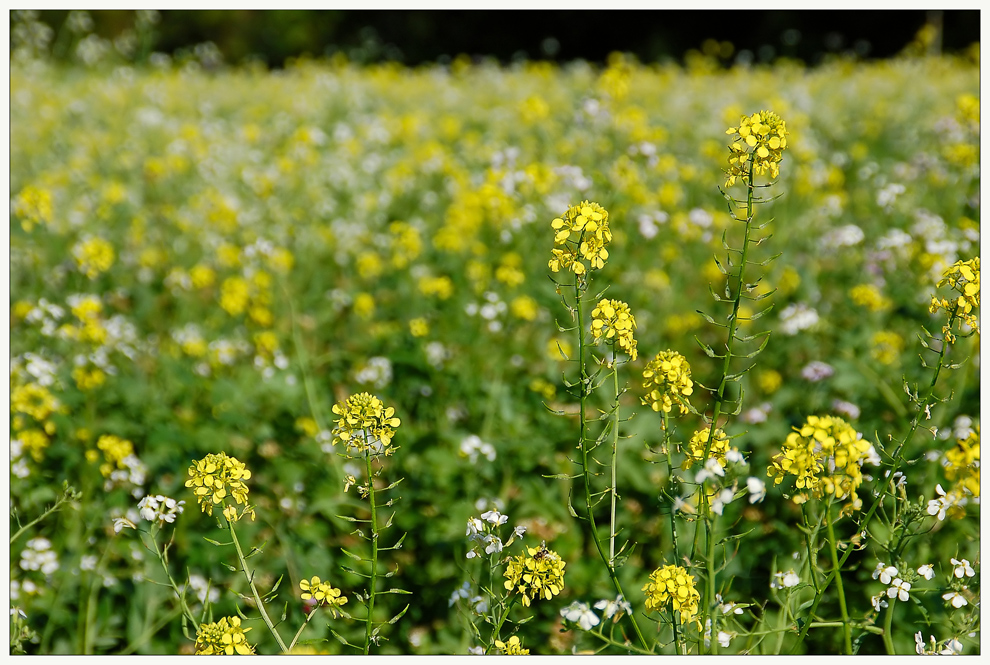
xmin=9 ymin=37 xmax=980 ymax=655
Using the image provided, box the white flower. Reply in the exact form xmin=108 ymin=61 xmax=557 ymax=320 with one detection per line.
xmin=136 ymin=494 xmax=185 ymax=525
xmin=941 ymin=638 xmax=963 ymax=654
xmin=917 ymin=564 xmax=935 ymax=580
xmin=771 ymin=570 xmax=800 ymax=589
xmin=872 ymin=562 xmax=899 ymax=585
xmin=512 ymin=525 xmax=527 ymax=538
xmin=725 ymin=448 xmax=746 ymax=464
xmin=915 ymin=632 xmax=929 ymax=655
xmin=695 ymin=457 xmax=725 ymax=483
xmin=746 ymin=477 xmax=766 ymax=504
xmin=10 ymin=607 xmax=26 ymax=619
xmin=951 ymin=558 xmax=975 ymax=578
xmin=672 ymin=495 xmax=696 ymax=514
xmin=466 ymin=517 xmax=484 ymax=539
xmin=480 ymin=509 xmax=508 ymax=526
xmin=449 ymin=580 xmax=471 ymax=607
xmin=560 ymin=601 xmax=600 ymax=630
xmin=483 ymin=535 xmax=503 ymax=555
xmin=80 ymin=555 xmax=99 ymax=572
xmin=711 ymin=487 xmax=735 ymax=516
xmin=467 ymin=646 xmax=484 ymax=655
xmin=594 ymin=594 xmax=632 ymax=620
xmin=942 ymin=591 xmax=968 ymax=608
xmin=887 ymin=578 xmax=911 ymax=602
xmin=871 ymin=594 xmax=888 ymax=611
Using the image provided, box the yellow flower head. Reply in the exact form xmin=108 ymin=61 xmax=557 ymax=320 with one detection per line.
xmin=494 ymin=635 xmax=530 ymax=655
xmin=591 ymin=299 xmax=637 ymax=360
xmin=871 ymin=330 xmax=904 ymax=366
xmin=767 ymin=415 xmax=872 ymax=510
xmin=184 ymin=452 xmax=253 ymax=519
xmin=503 ymin=544 xmax=566 ymax=607
xmin=724 ymin=110 xmax=788 ymax=187
xmin=643 ymin=564 xmax=701 ymax=626
xmin=13 ymin=185 xmax=53 ymax=232
xmin=548 ymin=201 xmax=611 ymax=275
xmin=72 ymin=237 xmax=115 ymax=279
xmin=299 ymin=576 xmax=348 ymax=618
xmin=194 ymin=615 xmax=255 ymax=655
xmin=97 ymin=434 xmax=135 ymax=477
xmin=330 ymin=392 xmax=401 ymax=455
xmin=929 ymin=257 xmax=980 ymax=343
xmin=642 ymin=350 xmax=694 ymax=415
xmin=944 ymin=427 xmax=980 ymax=499
xmin=683 ymin=426 xmax=731 ymax=470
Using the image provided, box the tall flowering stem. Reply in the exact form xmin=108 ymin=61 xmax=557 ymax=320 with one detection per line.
xmin=548 ymin=201 xmax=649 ymax=651
xmin=791 ymin=260 xmax=978 ymax=652
xmin=695 ymin=112 xmax=787 ymax=652
xmin=227 ymin=519 xmax=289 ymax=652
xmin=330 ymin=392 xmax=408 ymax=654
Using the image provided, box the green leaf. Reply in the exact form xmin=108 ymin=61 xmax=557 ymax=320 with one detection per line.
xmin=340 ymin=548 xmax=366 ymax=561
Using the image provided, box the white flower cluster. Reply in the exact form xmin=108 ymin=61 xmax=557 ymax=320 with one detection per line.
xmin=464 ymin=509 xmax=525 ymax=560
xmin=459 ymin=434 xmax=496 ymax=464
xmin=560 ymin=595 xmax=632 ymax=631
xmin=915 ymin=632 xmax=963 ymax=655
xmin=778 ymin=302 xmax=820 ymax=336
xmin=354 ymin=356 xmax=393 ymax=389
xmin=19 ymin=537 xmax=59 ymax=575
xmin=137 ymin=494 xmax=185 ymax=525
xmin=448 ymin=580 xmax=487 ymax=614
xmin=926 ymin=483 xmax=971 ymax=521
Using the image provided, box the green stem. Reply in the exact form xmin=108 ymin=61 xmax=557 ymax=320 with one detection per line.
xmin=790 ymin=307 xmax=960 ymax=653
xmin=800 ymin=504 xmax=821 ymax=594
xmin=824 ymin=503 xmax=852 ymax=654
xmin=288 ymin=607 xmax=318 ymax=652
xmin=698 ymin=156 xmax=758 ymax=643
xmin=145 ymin=529 xmax=199 ymax=626
xmin=882 ymin=599 xmax=896 ymax=654
xmin=229 ymin=521 xmax=289 ymax=653
xmin=661 ymin=411 xmax=679 ymax=563
xmin=706 ymin=515 xmax=719 ymax=655
xmin=363 ymin=450 xmax=380 ymax=655
xmin=485 ymin=596 xmax=518 ymax=654
xmin=9 ymin=484 xmax=77 ymax=544
xmin=573 ymin=280 xmax=650 ymax=652
xmin=609 ymin=343 xmax=620 ymax=564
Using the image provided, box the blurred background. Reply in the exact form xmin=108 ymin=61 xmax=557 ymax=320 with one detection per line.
xmin=12 ymin=9 xmax=980 ymax=68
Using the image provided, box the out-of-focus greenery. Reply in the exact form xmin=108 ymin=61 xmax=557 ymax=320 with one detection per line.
xmin=8 ymin=10 xmax=979 ymax=655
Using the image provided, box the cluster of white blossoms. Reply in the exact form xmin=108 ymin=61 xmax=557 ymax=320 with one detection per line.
xmin=559 ymin=594 xmax=633 ymax=631
xmin=464 ymin=508 xmax=525 ymax=560
xmin=137 ymin=494 xmax=185 ymax=525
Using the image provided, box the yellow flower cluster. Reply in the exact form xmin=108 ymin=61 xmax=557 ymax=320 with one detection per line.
xmin=10 ymin=380 xmax=61 ymax=461
xmin=219 ymin=272 xmax=273 ymax=326
xmin=871 ymin=330 xmax=904 ymax=366
xmin=683 ymin=426 xmax=732 ymax=470
xmin=849 ymin=284 xmax=892 ymax=312
xmin=767 ymin=415 xmax=872 ymax=510
xmin=944 ymin=428 xmax=979 ymax=498
xmin=642 ymin=564 xmax=701 ymax=626
xmin=299 ymin=576 xmax=348 ymax=618
xmin=72 ymin=237 xmax=115 ymax=279
xmin=642 ymin=350 xmax=694 ymax=415
xmin=548 ymin=201 xmax=612 ymax=276
xmin=330 ymin=392 xmax=401 ymax=454
xmin=503 ymin=544 xmax=566 ymax=607
xmin=494 ymin=636 xmax=529 ymax=655
xmin=194 ymin=615 xmax=255 ymax=655
xmin=12 ymin=185 xmax=53 ymax=232
xmin=97 ymin=434 xmax=135 ymax=478
xmin=724 ymin=110 xmax=788 ymax=187
xmin=929 ymin=257 xmax=980 ymax=343
xmin=184 ymin=452 xmax=253 ymax=519
xmin=591 ymin=299 xmax=638 ymax=360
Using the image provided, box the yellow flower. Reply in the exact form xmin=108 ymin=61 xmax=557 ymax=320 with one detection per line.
xmin=72 ymin=237 xmax=115 ymax=279
xmin=767 ymin=415 xmax=872 ymax=510
xmin=510 ymin=295 xmax=539 ymax=321
xmin=72 ymin=366 xmax=107 ymax=391
xmin=189 ymin=264 xmax=216 ymax=289
xmin=849 ymin=284 xmax=892 ymax=312
xmin=409 ymin=317 xmax=430 ymax=337
xmin=642 ymin=350 xmax=694 ymax=415
xmin=354 ymin=292 xmax=376 ymax=319
xmin=871 ymin=330 xmax=904 ymax=366
xmin=944 ymin=427 xmax=980 ymax=499
xmin=683 ymin=426 xmax=731 ymax=470
xmin=494 ymin=635 xmax=530 ymax=655
xmin=219 ymin=277 xmax=250 ymax=316
xmin=184 ymin=452 xmax=253 ymax=519
xmin=11 ymin=382 xmax=60 ymax=422
xmin=12 ymin=185 xmax=53 ymax=232
xmin=330 ymin=392 xmax=401 ymax=455
xmin=548 ymin=201 xmax=611 ymax=275
xmin=929 ymin=257 xmax=980 ymax=343
xmin=417 ymin=275 xmax=454 ymax=300
xmin=591 ymin=299 xmax=637 ymax=361
xmin=194 ymin=616 xmax=255 ymax=655
xmin=643 ymin=564 xmax=701 ymax=626
xmin=97 ymin=434 xmax=135 ymax=477
xmin=299 ymin=576 xmax=348 ymax=618
xmin=724 ymin=110 xmax=788 ymax=187
xmin=503 ymin=544 xmax=566 ymax=607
